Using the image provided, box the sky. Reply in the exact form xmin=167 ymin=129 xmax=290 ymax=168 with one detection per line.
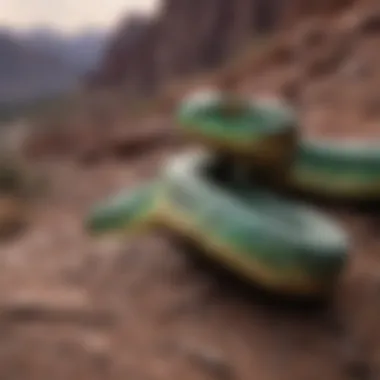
xmin=0 ymin=0 xmax=158 ymax=33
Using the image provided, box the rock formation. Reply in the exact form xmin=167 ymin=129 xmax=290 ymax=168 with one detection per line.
xmin=90 ymin=0 xmax=359 ymax=95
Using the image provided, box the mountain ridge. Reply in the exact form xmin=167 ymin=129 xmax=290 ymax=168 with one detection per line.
xmin=0 ymin=26 xmax=108 ymax=106
xmin=89 ymin=0 xmax=359 ymax=95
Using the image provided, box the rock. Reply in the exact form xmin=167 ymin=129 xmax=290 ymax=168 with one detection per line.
xmin=89 ymin=0 xmax=360 ymax=95
xmin=295 ymin=22 xmax=327 ymax=50
xmin=341 ymin=336 xmax=373 ymax=380
xmin=262 ymin=42 xmax=296 ymax=67
xmin=357 ymin=11 xmax=380 ymax=34
xmin=0 ymin=291 xmax=116 ymax=327
xmin=339 ymin=60 xmax=372 ymax=79
xmin=279 ymin=78 xmax=302 ymax=105
xmin=344 ymin=356 xmax=373 ymax=380
xmin=81 ymin=333 xmax=111 ymax=373
xmin=362 ymin=96 xmax=380 ymax=118
xmin=305 ymin=35 xmax=352 ymax=78
xmin=0 ymin=196 xmax=28 ymax=241
xmin=181 ymin=343 xmax=234 ymax=380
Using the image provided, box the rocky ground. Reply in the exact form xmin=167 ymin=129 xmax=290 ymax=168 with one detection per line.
xmin=0 ymin=136 xmax=379 ymax=380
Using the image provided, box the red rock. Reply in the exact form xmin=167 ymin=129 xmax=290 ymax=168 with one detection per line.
xmin=90 ymin=0 xmax=360 ymax=95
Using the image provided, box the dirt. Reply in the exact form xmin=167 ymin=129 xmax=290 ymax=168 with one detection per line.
xmin=0 ymin=140 xmax=379 ymax=380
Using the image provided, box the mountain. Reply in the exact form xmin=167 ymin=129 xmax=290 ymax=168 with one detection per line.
xmin=0 ymin=26 xmax=108 ymax=108
xmin=0 ymin=30 xmax=80 ymax=105
xmin=86 ymin=14 xmax=151 ymax=89
xmin=89 ymin=0 xmax=358 ymax=96
xmin=20 ymin=27 xmax=108 ymax=74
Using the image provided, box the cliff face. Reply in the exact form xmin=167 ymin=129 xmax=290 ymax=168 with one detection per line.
xmin=90 ymin=0 xmax=358 ymax=95
xmin=86 ymin=14 xmax=154 ymax=92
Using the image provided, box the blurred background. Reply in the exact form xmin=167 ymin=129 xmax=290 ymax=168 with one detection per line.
xmin=1 ymin=0 xmax=380 ymax=379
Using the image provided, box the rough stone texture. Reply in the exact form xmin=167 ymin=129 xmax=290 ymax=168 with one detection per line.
xmin=90 ymin=0 xmax=358 ymax=94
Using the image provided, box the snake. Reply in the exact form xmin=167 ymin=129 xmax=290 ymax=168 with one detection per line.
xmin=177 ymin=90 xmax=380 ymax=200
xmin=84 ymin=90 xmax=363 ymax=296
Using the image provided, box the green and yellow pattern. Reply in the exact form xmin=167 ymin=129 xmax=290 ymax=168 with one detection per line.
xmin=84 ymin=92 xmax=362 ymax=297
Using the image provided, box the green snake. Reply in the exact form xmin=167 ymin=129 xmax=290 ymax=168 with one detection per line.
xmin=177 ymin=91 xmax=380 ymax=199
xmin=84 ymin=90 xmax=373 ymax=296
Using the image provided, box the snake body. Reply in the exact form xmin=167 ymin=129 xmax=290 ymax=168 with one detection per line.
xmin=291 ymin=140 xmax=380 ymax=199
xmin=178 ymin=92 xmax=380 ymax=199
xmin=84 ymin=90 xmax=367 ymax=296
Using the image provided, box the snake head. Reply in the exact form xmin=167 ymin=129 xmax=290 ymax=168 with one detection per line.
xmin=85 ymin=182 xmax=157 ymax=235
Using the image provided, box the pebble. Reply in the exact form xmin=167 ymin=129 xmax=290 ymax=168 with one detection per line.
xmin=181 ymin=343 xmax=235 ymax=380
